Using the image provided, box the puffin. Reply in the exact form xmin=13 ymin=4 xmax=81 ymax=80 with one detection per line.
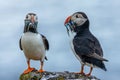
xmin=64 ymin=12 xmax=108 ymax=76
xmin=19 ymin=13 xmax=49 ymax=74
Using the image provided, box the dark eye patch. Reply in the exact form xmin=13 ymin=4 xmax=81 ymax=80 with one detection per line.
xmin=26 ymin=15 xmax=28 ymax=18
xmin=76 ymin=15 xmax=79 ymax=18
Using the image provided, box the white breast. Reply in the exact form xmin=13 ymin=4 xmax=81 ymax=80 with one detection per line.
xmin=21 ymin=32 xmax=45 ymax=61
xmin=68 ymin=31 xmax=84 ymax=64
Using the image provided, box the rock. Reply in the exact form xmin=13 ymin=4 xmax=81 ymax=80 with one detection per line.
xmin=19 ymin=69 xmax=100 ymax=80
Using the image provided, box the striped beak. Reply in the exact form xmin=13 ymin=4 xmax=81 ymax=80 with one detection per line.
xmin=64 ymin=16 xmax=75 ymax=33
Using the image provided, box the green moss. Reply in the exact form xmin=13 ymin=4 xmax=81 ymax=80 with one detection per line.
xmin=20 ymin=74 xmax=29 ymax=80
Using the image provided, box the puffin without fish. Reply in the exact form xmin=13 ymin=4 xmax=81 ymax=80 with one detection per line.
xmin=64 ymin=12 xmax=108 ymax=76
xmin=19 ymin=13 xmax=49 ymax=74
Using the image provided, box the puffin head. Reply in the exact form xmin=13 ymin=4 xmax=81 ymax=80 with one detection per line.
xmin=64 ymin=12 xmax=89 ymax=33
xmin=24 ymin=13 xmax=38 ymax=33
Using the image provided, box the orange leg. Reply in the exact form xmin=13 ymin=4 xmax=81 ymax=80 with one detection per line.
xmin=76 ymin=64 xmax=85 ymax=75
xmin=23 ymin=60 xmax=35 ymax=74
xmin=86 ymin=67 xmax=93 ymax=76
xmin=38 ymin=61 xmax=45 ymax=73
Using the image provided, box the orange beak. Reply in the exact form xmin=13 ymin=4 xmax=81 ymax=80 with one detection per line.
xmin=64 ymin=16 xmax=71 ymax=25
xmin=31 ymin=16 xmax=35 ymax=23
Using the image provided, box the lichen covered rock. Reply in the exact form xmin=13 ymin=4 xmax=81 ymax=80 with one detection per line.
xmin=19 ymin=69 xmax=100 ymax=80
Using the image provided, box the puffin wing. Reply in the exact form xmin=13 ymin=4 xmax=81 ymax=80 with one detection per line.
xmin=41 ymin=34 xmax=49 ymax=50
xmin=73 ymin=37 xmax=108 ymax=61
xmin=19 ymin=37 xmax=23 ymax=50
xmin=41 ymin=34 xmax=49 ymax=61
xmin=87 ymin=37 xmax=108 ymax=61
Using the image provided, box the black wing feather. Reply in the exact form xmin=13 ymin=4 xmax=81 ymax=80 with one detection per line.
xmin=19 ymin=37 xmax=23 ymax=50
xmin=41 ymin=34 xmax=49 ymax=50
xmin=73 ymin=37 xmax=94 ymax=55
xmin=73 ymin=35 xmax=108 ymax=70
xmin=87 ymin=37 xmax=103 ymax=56
xmin=73 ymin=35 xmax=107 ymax=61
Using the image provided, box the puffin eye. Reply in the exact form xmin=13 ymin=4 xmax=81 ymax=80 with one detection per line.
xmin=26 ymin=15 xmax=31 ymax=20
xmin=76 ymin=15 xmax=79 ymax=18
xmin=75 ymin=14 xmax=83 ymax=18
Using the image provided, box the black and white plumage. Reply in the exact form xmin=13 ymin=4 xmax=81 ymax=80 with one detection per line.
xmin=64 ymin=12 xmax=108 ymax=76
xmin=19 ymin=13 xmax=49 ymax=74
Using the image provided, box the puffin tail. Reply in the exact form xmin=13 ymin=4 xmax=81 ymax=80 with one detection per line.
xmin=83 ymin=56 xmax=107 ymax=71
xmin=45 ymin=56 xmax=48 ymax=61
xmin=98 ymin=61 xmax=107 ymax=71
xmin=94 ymin=60 xmax=107 ymax=71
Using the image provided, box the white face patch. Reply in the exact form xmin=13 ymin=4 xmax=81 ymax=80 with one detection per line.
xmin=74 ymin=18 xmax=87 ymax=26
xmin=26 ymin=14 xmax=38 ymax=22
xmin=27 ymin=15 xmax=31 ymax=20
xmin=71 ymin=13 xmax=87 ymax=26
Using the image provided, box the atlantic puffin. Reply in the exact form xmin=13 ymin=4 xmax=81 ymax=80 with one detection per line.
xmin=64 ymin=12 xmax=108 ymax=76
xmin=19 ymin=13 xmax=49 ymax=74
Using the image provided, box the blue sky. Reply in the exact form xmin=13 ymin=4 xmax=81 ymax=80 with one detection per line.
xmin=0 ymin=0 xmax=120 ymax=80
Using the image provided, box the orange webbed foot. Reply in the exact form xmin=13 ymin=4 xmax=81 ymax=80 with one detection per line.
xmin=38 ymin=69 xmax=45 ymax=73
xmin=23 ymin=67 xmax=35 ymax=74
